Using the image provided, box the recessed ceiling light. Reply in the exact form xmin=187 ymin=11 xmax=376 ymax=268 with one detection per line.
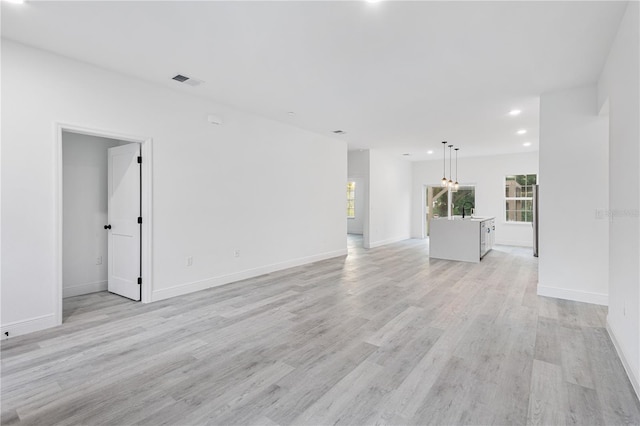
xmin=509 ymin=109 xmax=522 ymax=116
xmin=402 ymin=153 xmax=411 ymax=156
xmin=365 ymin=0 xmax=382 ymax=3
xmin=517 ymin=129 xmax=527 ymax=135
xmin=523 ymin=142 xmax=532 ymax=147
xmin=287 ymin=112 xmax=295 ymax=116
xmin=427 ymin=150 xmax=434 ymax=154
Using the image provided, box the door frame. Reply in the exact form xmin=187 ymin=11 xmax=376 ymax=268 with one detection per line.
xmin=54 ymin=123 xmax=154 ymax=325
xmin=422 ymin=183 xmax=445 ymax=239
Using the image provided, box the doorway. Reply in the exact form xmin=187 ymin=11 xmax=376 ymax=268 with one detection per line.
xmin=346 ymin=177 xmax=368 ymax=251
xmin=55 ymin=124 xmax=153 ymax=326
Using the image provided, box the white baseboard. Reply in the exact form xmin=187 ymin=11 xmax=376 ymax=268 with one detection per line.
xmin=496 ymin=239 xmax=532 ymax=247
xmin=537 ymin=285 xmax=608 ymax=306
xmin=606 ymin=320 xmax=640 ymax=401
xmin=367 ymin=235 xmax=410 ymax=249
xmin=63 ymin=280 xmax=107 ymax=298
xmin=152 ymin=248 xmax=348 ymax=302
xmin=1 ymin=313 xmax=58 ymax=339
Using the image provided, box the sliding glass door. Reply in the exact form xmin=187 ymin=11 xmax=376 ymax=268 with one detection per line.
xmin=425 ymin=185 xmax=476 ymax=236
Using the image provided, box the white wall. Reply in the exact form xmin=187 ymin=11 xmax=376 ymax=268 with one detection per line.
xmin=368 ymin=150 xmax=412 ymax=248
xmin=538 ymin=85 xmax=609 ymax=306
xmin=412 ymin=152 xmax=539 ymax=246
xmin=62 ymin=132 xmax=125 ymax=298
xmin=1 ymin=40 xmax=346 ymax=336
xmin=347 ymin=150 xmax=369 ymax=235
xmin=598 ymin=1 xmax=640 ymax=396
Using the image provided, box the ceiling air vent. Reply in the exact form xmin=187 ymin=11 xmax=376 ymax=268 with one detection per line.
xmin=172 ymin=74 xmax=189 ymax=82
xmin=171 ymin=74 xmax=204 ymax=87
xmin=333 ymin=130 xmax=346 ymax=135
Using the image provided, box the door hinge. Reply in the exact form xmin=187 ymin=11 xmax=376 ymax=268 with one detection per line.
xmin=137 ymin=156 xmax=142 ymax=164
xmin=138 ymin=217 xmax=142 ymax=224
xmin=137 ymin=277 xmax=142 ymax=285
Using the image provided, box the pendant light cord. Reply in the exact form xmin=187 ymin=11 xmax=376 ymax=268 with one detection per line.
xmin=455 ymin=148 xmax=459 ymax=181
xmin=449 ymin=146 xmax=452 ymax=180
xmin=442 ymin=141 xmax=446 ymax=177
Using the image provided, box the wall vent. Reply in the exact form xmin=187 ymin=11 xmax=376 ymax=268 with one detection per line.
xmin=171 ymin=74 xmax=204 ymax=87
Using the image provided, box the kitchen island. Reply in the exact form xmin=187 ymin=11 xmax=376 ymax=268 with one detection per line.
xmin=430 ymin=217 xmax=495 ymax=263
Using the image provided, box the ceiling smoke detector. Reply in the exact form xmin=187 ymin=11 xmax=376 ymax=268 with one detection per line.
xmin=171 ymin=74 xmax=204 ymax=87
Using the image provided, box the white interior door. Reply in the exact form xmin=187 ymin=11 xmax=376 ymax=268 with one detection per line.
xmin=107 ymin=143 xmax=141 ymax=301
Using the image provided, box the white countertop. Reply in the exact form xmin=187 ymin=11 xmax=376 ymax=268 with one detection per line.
xmin=432 ymin=216 xmax=495 ymax=222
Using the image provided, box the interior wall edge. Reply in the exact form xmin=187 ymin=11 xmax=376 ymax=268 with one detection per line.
xmin=606 ymin=320 xmax=640 ymax=400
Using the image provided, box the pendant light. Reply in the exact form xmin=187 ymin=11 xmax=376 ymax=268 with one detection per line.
xmin=454 ymin=148 xmax=459 ymax=192
xmin=441 ymin=141 xmax=448 ymax=187
xmin=448 ymin=145 xmax=454 ymax=187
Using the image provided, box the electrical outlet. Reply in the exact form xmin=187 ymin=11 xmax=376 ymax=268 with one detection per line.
xmin=186 ymin=256 xmax=193 ymax=266
xmin=96 ymin=256 xmax=102 ymax=265
xmin=234 ymin=250 xmax=240 ymax=258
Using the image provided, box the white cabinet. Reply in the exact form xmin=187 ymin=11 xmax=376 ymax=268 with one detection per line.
xmin=480 ymin=218 xmax=495 ymax=258
xmin=431 ymin=217 xmax=496 ymax=263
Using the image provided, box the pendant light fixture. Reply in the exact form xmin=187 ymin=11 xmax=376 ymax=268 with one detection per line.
xmin=448 ymin=145 xmax=454 ymax=187
xmin=441 ymin=141 xmax=448 ymax=187
xmin=454 ymin=148 xmax=459 ymax=192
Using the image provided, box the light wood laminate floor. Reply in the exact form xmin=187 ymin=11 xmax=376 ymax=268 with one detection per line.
xmin=2 ymin=236 xmax=639 ymax=425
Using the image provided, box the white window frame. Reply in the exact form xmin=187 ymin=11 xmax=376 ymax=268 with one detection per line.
xmin=347 ymin=181 xmax=356 ymax=219
xmin=504 ymin=174 xmax=536 ymax=224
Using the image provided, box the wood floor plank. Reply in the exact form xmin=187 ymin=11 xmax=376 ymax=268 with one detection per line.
xmin=179 ymin=361 xmax=295 ymax=425
xmin=558 ymin=324 xmax=596 ymax=389
xmin=565 ymin=382 xmax=605 ymax=425
xmin=534 ymin=316 xmax=562 ymax=365
xmin=1 ymin=236 xmax=638 ymax=425
xmin=527 ymin=359 xmax=567 ymax=426
xmin=410 ymin=355 xmax=494 ymax=425
xmin=582 ymin=327 xmax=640 ymax=425
xmin=264 ymin=341 xmax=379 ymax=425
xmin=290 ymin=360 xmax=384 ymax=425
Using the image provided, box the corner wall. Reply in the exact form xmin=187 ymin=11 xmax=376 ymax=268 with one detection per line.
xmin=538 ymin=85 xmax=609 ymax=306
xmin=1 ymin=40 xmax=347 ymax=336
xmin=598 ymin=1 xmax=640 ymax=397
xmin=368 ymin=150 xmax=412 ymax=248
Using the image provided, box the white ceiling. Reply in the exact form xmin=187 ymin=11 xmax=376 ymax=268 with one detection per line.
xmin=1 ymin=1 xmax=628 ymax=160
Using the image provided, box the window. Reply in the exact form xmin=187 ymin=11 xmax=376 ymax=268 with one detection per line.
xmin=347 ymin=182 xmax=356 ymax=218
xmin=452 ymin=186 xmax=475 ymax=217
xmin=430 ymin=185 xmax=476 ymax=218
xmin=505 ymin=174 xmax=537 ymax=222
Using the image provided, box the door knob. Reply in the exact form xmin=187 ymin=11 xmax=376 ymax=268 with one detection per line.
xmin=104 ymin=224 xmax=111 ymax=230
